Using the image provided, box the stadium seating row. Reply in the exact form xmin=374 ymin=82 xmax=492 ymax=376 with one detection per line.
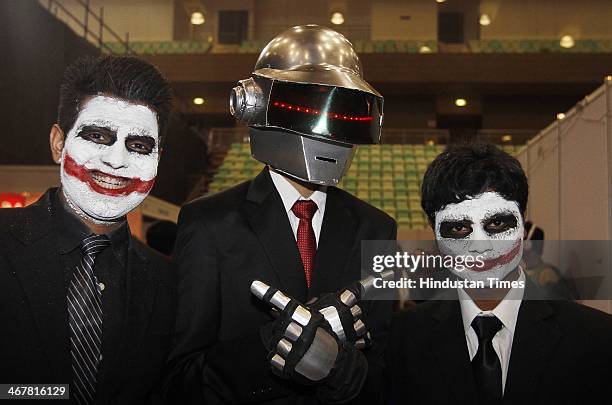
xmin=206 ymin=143 xmax=524 ymax=230
xmin=470 ymin=39 xmax=612 ymax=53
xmin=102 ymin=40 xmax=212 ymax=55
xmin=102 ymin=39 xmax=612 ymax=55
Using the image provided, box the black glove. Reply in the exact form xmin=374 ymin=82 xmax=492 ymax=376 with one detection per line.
xmin=308 ymin=269 xmax=395 ymax=350
xmin=253 ymin=281 xmax=342 ymax=386
xmin=307 ymin=286 xmax=372 ymax=349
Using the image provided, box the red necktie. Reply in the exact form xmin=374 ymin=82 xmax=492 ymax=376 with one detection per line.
xmin=291 ymin=200 xmax=318 ymax=288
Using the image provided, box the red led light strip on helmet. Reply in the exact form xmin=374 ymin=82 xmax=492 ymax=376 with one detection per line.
xmin=272 ymin=101 xmax=373 ymax=122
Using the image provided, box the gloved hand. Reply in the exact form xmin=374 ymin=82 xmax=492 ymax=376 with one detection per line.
xmin=252 ymin=281 xmax=340 ymax=385
xmin=251 ymin=270 xmax=395 ymax=385
xmin=308 ymin=269 xmax=395 ymax=349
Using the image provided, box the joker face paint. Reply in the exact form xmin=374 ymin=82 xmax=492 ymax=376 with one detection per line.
xmin=434 ymin=192 xmax=524 ymax=283
xmin=60 ymin=95 xmax=159 ymax=221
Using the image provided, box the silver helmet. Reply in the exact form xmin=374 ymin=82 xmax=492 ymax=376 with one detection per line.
xmin=230 ymin=24 xmax=383 ymax=186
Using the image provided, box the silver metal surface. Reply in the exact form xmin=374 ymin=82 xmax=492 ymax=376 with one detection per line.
xmin=339 ymin=289 xmax=357 ymax=307
xmin=277 ymin=338 xmax=293 ymax=357
xmin=270 ymin=354 xmax=286 ymax=370
xmin=353 ymin=319 xmax=366 ymax=336
xmin=318 ymin=306 xmax=346 ymax=342
xmin=253 ymin=25 xmax=379 ymax=95
xmin=350 ymin=305 xmax=362 ymax=318
xmin=292 ymin=305 xmax=312 ymax=326
xmin=294 ymin=328 xmax=338 ymax=381
xmin=285 ymin=322 xmax=303 ymax=341
xmin=250 ymin=280 xmax=270 ymax=300
xmin=355 ymin=332 xmax=371 ymax=350
xmin=270 ymin=290 xmax=291 ymax=311
xmin=229 ymin=77 xmax=264 ymax=123
xmin=250 ymin=128 xmax=355 ymax=186
xmin=359 ymin=269 xmax=396 ymax=297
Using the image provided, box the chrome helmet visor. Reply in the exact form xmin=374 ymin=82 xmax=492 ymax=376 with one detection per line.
xmin=265 ymin=80 xmax=382 ymax=145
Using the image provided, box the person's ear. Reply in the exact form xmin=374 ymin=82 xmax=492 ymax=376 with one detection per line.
xmin=49 ymin=124 xmax=65 ymax=164
xmin=158 ymin=147 xmax=163 ymax=161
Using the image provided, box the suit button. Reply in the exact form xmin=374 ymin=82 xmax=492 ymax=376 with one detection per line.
xmin=98 ymin=282 xmax=105 ymax=291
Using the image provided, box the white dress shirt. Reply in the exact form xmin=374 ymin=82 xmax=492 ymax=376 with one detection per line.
xmin=458 ymin=269 xmax=526 ymax=394
xmin=269 ymin=169 xmax=327 ymax=246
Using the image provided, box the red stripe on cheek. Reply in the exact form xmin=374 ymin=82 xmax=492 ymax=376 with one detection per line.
xmin=474 ymin=240 xmax=522 ymax=272
xmin=63 ymin=154 xmax=156 ymax=197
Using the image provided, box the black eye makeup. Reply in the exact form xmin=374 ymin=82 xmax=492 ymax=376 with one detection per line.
xmin=77 ymin=125 xmax=117 ymax=145
xmin=125 ymin=135 xmax=156 ymax=155
xmin=439 ymin=219 xmax=473 ymax=239
xmin=482 ymin=212 xmax=518 ymax=235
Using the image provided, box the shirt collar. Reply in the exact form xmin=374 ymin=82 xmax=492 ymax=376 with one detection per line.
xmin=458 ymin=269 xmax=525 ymax=335
xmin=269 ymin=168 xmax=327 ymax=215
xmin=52 ymin=188 xmax=130 ymax=266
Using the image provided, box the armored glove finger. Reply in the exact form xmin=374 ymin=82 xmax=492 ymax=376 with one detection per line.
xmin=308 ymin=269 xmax=395 ymax=349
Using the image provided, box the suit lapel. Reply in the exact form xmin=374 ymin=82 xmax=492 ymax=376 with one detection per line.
xmin=244 ymin=167 xmax=308 ymax=302
xmin=8 ymin=190 xmax=71 ymax=380
xmin=97 ymin=243 xmax=158 ymax=403
xmin=429 ymin=299 xmax=479 ymax=403
xmin=308 ymin=188 xmax=359 ymax=299
xmin=504 ymin=288 xmax=561 ymax=402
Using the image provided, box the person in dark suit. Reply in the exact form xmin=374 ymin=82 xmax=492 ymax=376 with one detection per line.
xmin=386 ymin=143 xmax=612 ymax=405
xmin=163 ymin=25 xmax=396 ymax=404
xmin=0 ymin=56 xmax=176 ymax=405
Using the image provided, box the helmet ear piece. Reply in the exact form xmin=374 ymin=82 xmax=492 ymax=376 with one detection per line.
xmin=230 ymin=78 xmax=264 ymax=124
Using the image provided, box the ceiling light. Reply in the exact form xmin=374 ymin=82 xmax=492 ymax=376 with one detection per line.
xmin=501 ymin=134 xmax=512 ymax=143
xmin=560 ymin=35 xmax=574 ymax=48
xmin=455 ymin=98 xmax=467 ymax=107
xmin=193 ymin=97 xmax=205 ymax=105
xmin=436 ymin=0 xmax=446 ymax=3
xmin=479 ymin=14 xmax=491 ymax=26
xmin=557 ymin=113 xmax=566 ymax=119
xmin=419 ymin=45 xmax=432 ymax=53
xmin=191 ymin=12 xmax=205 ymax=25
xmin=330 ymin=12 xmax=345 ymax=25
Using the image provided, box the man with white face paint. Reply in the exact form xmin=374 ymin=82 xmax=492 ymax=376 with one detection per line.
xmin=434 ymin=191 xmax=525 ymax=284
xmin=0 ymin=56 xmax=176 ymax=405
xmin=386 ymin=143 xmax=612 ymax=405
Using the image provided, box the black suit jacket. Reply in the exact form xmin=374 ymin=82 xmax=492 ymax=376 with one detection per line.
xmin=0 ymin=189 xmax=176 ymax=405
xmin=386 ymin=283 xmax=612 ymax=405
xmin=164 ymin=168 xmax=397 ymax=404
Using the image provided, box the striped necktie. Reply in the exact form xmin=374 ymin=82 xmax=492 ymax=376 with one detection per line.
xmin=68 ymin=234 xmax=110 ymax=405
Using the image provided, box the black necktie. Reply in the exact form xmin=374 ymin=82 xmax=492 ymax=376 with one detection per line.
xmin=471 ymin=315 xmax=504 ymax=404
xmin=68 ymin=234 xmax=110 ymax=405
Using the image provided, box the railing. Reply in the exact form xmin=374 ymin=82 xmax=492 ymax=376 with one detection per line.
xmin=42 ymin=0 xmax=133 ymax=55
xmin=476 ymin=129 xmax=537 ymax=146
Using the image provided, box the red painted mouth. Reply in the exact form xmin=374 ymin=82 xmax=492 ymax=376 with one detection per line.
xmin=63 ymin=154 xmax=155 ymax=196
xmin=471 ymin=240 xmax=522 ymax=272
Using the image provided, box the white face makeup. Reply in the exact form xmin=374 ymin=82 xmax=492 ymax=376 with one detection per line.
xmin=434 ymin=192 xmax=524 ymax=283
xmin=60 ymin=95 xmax=159 ymax=222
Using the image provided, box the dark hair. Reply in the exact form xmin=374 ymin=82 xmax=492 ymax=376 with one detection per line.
xmin=58 ymin=55 xmax=173 ymax=139
xmin=421 ymin=143 xmax=528 ymax=224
